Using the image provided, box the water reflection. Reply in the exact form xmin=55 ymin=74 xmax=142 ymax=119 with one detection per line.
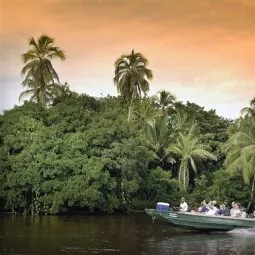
xmin=1 ymin=214 xmax=255 ymax=255
xmin=155 ymin=232 xmax=255 ymax=255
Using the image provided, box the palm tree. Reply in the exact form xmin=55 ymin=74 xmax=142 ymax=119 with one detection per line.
xmin=113 ymin=50 xmax=153 ymax=121
xmin=241 ymin=97 xmax=255 ymax=118
xmin=145 ymin=114 xmax=171 ymax=161
xmin=132 ymin=98 xmax=159 ymax=127
xmin=57 ymin=82 xmax=72 ymax=97
xmin=225 ymin=116 xmax=255 ymax=210
xmin=167 ymin=124 xmax=217 ymax=190
xmin=20 ymin=34 xmax=65 ymax=106
xmin=153 ymin=90 xmax=176 ymax=111
xmin=172 ymin=110 xmax=196 ymax=137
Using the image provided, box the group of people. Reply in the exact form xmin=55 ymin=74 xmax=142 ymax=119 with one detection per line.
xmin=179 ymin=198 xmax=255 ymax=218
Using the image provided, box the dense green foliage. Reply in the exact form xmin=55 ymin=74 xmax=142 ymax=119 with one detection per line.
xmin=2 ymin=92 xmax=253 ymax=214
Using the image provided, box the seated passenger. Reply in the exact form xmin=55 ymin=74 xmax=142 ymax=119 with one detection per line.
xmin=247 ymin=206 xmax=255 ymax=218
xmin=179 ymin=197 xmax=188 ymax=212
xmin=230 ymin=202 xmax=241 ymax=217
xmin=216 ymin=204 xmax=227 ymax=216
xmin=205 ymin=200 xmax=218 ymax=215
xmin=229 ymin=201 xmax=236 ymax=216
xmin=198 ymin=200 xmax=209 ymax=213
xmin=240 ymin=207 xmax=247 ymax=218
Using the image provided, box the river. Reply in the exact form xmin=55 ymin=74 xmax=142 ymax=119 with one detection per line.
xmin=0 ymin=213 xmax=255 ymax=254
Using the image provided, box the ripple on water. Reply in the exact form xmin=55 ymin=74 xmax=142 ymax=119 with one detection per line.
xmin=89 ymin=248 xmax=121 ymax=254
xmin=155 ymin=233 xmax=255 ymax=255
xmin=60 ymin=246 xmax=84 ymax=253
xmin=228 ymin=227 xmax=255 ymax=236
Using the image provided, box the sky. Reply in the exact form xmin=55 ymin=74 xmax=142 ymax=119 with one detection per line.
xmin=1 ymin=0 xmax=255 ymax=119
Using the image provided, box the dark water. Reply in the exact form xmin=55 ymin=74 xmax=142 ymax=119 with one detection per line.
xmin=0 ymin=213 xmax=255 ymax=255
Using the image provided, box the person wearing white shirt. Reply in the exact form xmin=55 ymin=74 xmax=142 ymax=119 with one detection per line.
xmin=231 ymin=203 xmax=241 ymax=217
xmin=179 ymin=197 xmax=188 ymax=212
xmin=205 ymin=200 xmax=218 ymax=215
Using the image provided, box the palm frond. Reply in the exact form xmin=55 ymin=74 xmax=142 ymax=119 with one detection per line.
xmin=188 ymin=156 xmax=197 ymax=173
xmin=225 ymin=115 xmax=255 ymax=190
xmin=113 ymin=50 xmax=152 ymax=101
xmin=19 ymin=88 xmax=36 ymax=101
xmin=191 ymin=149 xmax=217 ymax=161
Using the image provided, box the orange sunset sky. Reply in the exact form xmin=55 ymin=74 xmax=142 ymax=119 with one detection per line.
xmin=1 ymin=0 xmax=255 ymax=118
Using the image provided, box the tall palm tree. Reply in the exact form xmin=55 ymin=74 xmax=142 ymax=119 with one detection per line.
xmin=153 ymin=90 xmax=176 ymax=111
xmin=241 ymin=97 xmax=255 ymax=118
xmin=225 ymin=116 xmax=255 ymax=210
xmin=167 ymin=124 xmax=217 ymax=190
xmin=20 ymin=34 xmax=65 ymax=106
xmin=113 ymin=50 xmax=153 ymax=121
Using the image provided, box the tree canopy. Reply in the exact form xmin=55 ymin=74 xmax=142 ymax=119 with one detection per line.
xmin=20 ymin=34 xmax=66 ymax=107
xmin=113 ymin=50 xmax=153 ymax=121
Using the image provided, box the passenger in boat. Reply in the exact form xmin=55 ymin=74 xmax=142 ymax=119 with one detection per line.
xmin=205 ymin=200 xmax=212 ymax=210
xmin=229 ymin=201 xmax=236 ymax=216
xmin=198 ymin=200 xmax=209 ymax=213
xmin=179 ymin=197 xmax=188 ymax=212
xmin=205 ymin=200 xmax=218 ymax=215
xmin=247 ymin=205 xmax=255 ymax=218
xmin=223 ymin=203 xmax=230 ymax=216
xmin=240 ymin=208 xmax=247 ymax=218
xmin=247 ymin=206 xmax=255 ymax=218
xmin=216 ymin=203 xmax=228 ymax=216
xmin=230 ymin=202 xmax=242 ymax=217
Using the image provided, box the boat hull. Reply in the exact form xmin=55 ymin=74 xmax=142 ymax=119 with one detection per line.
xmin=145 ymin=209 xmax=255 ymax=231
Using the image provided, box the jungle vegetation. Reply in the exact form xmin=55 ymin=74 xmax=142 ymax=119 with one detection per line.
xmin=0 ymin=35 xmax=254 ymax=214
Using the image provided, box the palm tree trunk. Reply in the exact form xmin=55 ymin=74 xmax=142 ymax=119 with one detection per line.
xmin=127 ymin=88 xmax=135 ymax=122
xmin=40 ymin=75 xmax=46 ymax=107
xmin=179 ymin=161 xmax=186 ymax=191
